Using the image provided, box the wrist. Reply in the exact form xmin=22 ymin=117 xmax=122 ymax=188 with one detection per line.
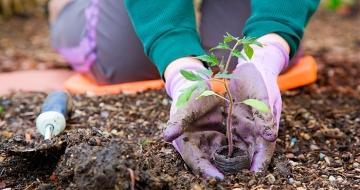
xmin=257 ymin=33 xmax=290 ymax=55
xmin=164 ymin=57 xmax=206 ymax=99
xmin=164 ymin=57 xmax=205 ymax=81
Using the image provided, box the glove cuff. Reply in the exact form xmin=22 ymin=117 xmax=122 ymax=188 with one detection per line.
xmin=266 ymin=42 xmax=290 ymax=73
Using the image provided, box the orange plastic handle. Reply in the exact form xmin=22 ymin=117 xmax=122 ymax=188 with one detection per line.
xmin=64 ymin=56 xmax=317 ymax=95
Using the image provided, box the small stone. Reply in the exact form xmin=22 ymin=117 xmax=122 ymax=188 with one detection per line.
xmin=160 ymin=147 xmax=173 ymax=154
xmin=162 ymin=99 xmax=169 ymax=106
xmin=298 ymin=154 xmax=306 ymax=161
xmin=289 ymin=160 xmax=299 ymax=166
xmin=296 ymin=187 xmax=306 ymax=190
xmin=248 ymin=179 xmax=256 ymax=186
xmin=100 ymin=111 xmax=109 ymax=118
xmin=325 ymin=156 xmax=332 ymax=166
xmin=13 ymin=134 xmax=24 ymax=142
xmin=333 ymin=159 xmax=343 ymax=167
xmin=266 ymin=174 xmax=276 ymax=184
xmin=302 ymin=133 xmax=311 ymax=140
xmin=290 ymin=137 xmax=297 ymax=147
xmin=294 ymin=180 xmax=302 ymax=186
xmin=329 ymin=175 xmax=336 ymax=182
xmin=118 ymin=130 xmax=125 ymax=137
xmin=191 ymin=184 xmax=202 ymax=190
xmin=336 ymin=176 xmax=343 ymax=182
xmin=310 ymin=144 xmax=320 ymax=150
xmin=208 ymin=178 xmax=217 ymax=186
xmin=286 ymin=153 xmax=295 ymax=159
xmin=319 ymin=153 xmax=326 ymax=160
xmin=288 ymin=178 xmax=295 ymax=184
xmin=353 ymin=162 xmax=359 ymax=168
xmin=111 ymin=129 xmax=118 ymax=135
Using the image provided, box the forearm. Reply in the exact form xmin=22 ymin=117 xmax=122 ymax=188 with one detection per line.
xmin=244 ymin=0 xmax=320 ymax=57
xmin=124 ymin=0 xmax=205 ymax=76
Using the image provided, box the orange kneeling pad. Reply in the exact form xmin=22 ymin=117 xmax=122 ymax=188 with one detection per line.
xmin=64 ymin=76 xmax=164 ymax=95
xmin=64 ymin=56 xmax=317 ymax=95
xmin=278 ymin=55 xmax=317 ymax=91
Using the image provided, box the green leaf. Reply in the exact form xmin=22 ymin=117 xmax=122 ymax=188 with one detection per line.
xmin=242 ymin=99 xmax=270 ymax=113
xmin=214 ymin=73 xmax=239 ymax=79
xmin=210 ymin=42 xmax=230 ymax=52
xmin=196 ymin=90 xmax=216 ymax=100
xmin=241 ymin=36 xmax=257 ymax=44
xmin=176 ymin=84 xmax=198 ymax=108
xmin=224 ymin=32 xmax=237 ymax=43
xmin=0 ymin=106 xmax=4 ymax=114
xmin=197 ymin=69 xmax=213 ymax=77
xmin=253 ymin=41 xmax=263 ymax=47
xmin=232 ymin=49 xmax=246 ymax=60
xmin=244 ymin=45 xmax=254 ymax=59
xmin=196 ymin=81 xmax=208 ymax=94
xmin=326 ymin=0 xmax=342 ymax=10
xmin=196 ymin=54 xmax=219 ymax=67
xmin=180 ymin=70 xmax=203 ymax=81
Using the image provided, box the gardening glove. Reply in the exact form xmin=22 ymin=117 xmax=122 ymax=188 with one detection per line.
xmin=229 ymin=42 xmax=289 ymax=171
xmin=164 ymin=58 xmax=224 ymax=141
xmin=164 ymin=58 xmax=226 ymax=179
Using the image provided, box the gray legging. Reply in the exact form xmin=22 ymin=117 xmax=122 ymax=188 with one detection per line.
xmin=51 ymin=0 xmax=250 ymax=84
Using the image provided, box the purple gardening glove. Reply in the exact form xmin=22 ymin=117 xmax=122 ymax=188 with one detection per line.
xmin=229 ymin=42 xmax=289 ymax=171
xmin=164 ymin=59 xmax=226 ymax=179
xmin=164 ymin=42 xmax=289 ymax=178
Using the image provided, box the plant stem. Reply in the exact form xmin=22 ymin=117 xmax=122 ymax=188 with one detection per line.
xmin=223 ymin=40 xmax=241 ymax=157
xmin=224 ymin=41 xmax=240 ymax=72
xmin=223 ymin=80 xmax=234 ymax=157
xmin=213 ymin=93 xmax=230 ymax=103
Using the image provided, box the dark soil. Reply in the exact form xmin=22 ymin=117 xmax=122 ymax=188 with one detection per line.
xmin=1 ymin=8 xmax=360 ymax=190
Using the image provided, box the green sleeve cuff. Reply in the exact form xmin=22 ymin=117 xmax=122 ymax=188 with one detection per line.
xmin=243 ymin=20 xmax=300 ymax=58
xmin=150 ymin=29 xmax=206 ymax=76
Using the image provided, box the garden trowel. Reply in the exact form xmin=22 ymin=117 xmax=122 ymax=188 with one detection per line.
xmin=5 ymin=91 xmax=72 ymax=157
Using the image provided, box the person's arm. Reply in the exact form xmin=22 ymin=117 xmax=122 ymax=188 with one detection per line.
xmin=243 ymin=0 xmax=320 ymax=57
xmin=124 ymin=0 xmax=205 ymax=76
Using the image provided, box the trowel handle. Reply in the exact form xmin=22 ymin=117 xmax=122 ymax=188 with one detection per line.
xmin=41 ymin=91 xmax=73 ymax=117
xmin=36 ymin=91 xmax=73 ymax=139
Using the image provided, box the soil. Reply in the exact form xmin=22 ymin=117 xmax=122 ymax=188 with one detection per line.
xmin=1 ymin=8 xmax=360 ymax=190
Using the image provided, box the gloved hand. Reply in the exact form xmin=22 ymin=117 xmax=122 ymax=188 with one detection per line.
xmin=164 ymin=42 xmax=289 ymax=178
xmin=229 ymin=42 xmax=289 ymax=171
xmin=164 ymin=57 xmax=226 ymax=179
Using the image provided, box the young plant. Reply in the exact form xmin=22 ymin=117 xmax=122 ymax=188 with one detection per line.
xmin=176 ymin=33 xmax=270 ymax=158
xmin=325 ymin=0 xmax=356 ymax=10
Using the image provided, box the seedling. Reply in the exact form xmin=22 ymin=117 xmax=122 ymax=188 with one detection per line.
xmin=138 ymin=138 xmax=150 ymax=153
xmin=325 ymin=0 xmax=356 ymax=11
xmin=176 ymin=33 xmax=270 ymax=159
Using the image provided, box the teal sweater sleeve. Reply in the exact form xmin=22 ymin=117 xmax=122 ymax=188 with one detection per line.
xmin=124 ymin=0 xmax=205 ymax=76
xmin=124 ymin=1 xmax=320 ymax=76
xmin=243 ymin=0 xmax=320 ymax=57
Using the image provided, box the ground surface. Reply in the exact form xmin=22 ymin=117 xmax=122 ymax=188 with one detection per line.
xmin=0 ymin=8 xmax=360 ymax=190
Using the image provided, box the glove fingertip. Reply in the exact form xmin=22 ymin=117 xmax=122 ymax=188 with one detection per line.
xmin=163 ymin=125 xmax=183 ymax=142
xmin=202 ymin=167 xmax=224 ymax=180
xmin=261 ymin=127 xmax=278 ymax=142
